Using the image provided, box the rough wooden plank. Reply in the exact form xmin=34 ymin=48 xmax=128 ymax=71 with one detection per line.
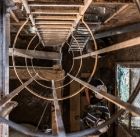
xmin=52 ymin=80 xmax=66 ymax=137
xmin=35 ymin=20 xmax=74 ymax=25
xmin=37 ymin=24 xmax=72 ymax=29
xmin=0 ymin=101 xmax=18 ymax=117
xmin=28 ymin=2 xmax=84 ymax=7
xmin=104 ymin=4 xmax=129 ymax=23
xmin=70 ymin=81 xmax=80 ymax=132
xmin=35 ymin=15 xmax=77 ymax=20
xmin=9 ymin=48 xmax=61 ymax=60
xmin=74 ymin=36 xmax=140 ymax=59
xmin=0 ymin=75 xmax=37 ymax=107
xmin=68 ymin=74 xmax=140 ymax=116
xmin=10 ymin=67 xmax=65 ymax=80
xmin=32 ymin=9 xmax=79 ymax=15
xmin=20 ymin=0 xmax=45 ymax=46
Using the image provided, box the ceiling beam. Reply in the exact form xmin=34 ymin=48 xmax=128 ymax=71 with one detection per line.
xmin=34 ymin=15 xmax=77 ymax=20
xmin=0 ymin=101 xmax=18 ymax=117
xmin=52 ymin=80 xmax=66 ymax=136
xmin=28 ymin=2 xmax=84 ymax=7
xmin=35 ymin=21 xmax=74 ymax=25
xmin=20 ymin=0 xmax=45 ymax=46
xmin=95 ymin=22 xmax=140 ymax=39
xmin=64 ymin=0 xmax=92 ymax=46
xmin=74 ymin=36 xmax=140 ymax=59
xmin=37 ymin=24 xmax=72 ymax=29
xmin=0 ymin=75 xmax=37 ymax=107
xmin=32 ymin=9 xmax=79 ymax=15
xmin=9 ymin=48 xmax=61 ymax=60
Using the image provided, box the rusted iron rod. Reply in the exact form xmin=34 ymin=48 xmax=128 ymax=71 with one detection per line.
xmin=52 ymin=80 xmax=66 ymax=137
xmin=68 ymin=74 xmax=140 ymax=116
xmin=0 ymin=75 xmax=37 ymax=107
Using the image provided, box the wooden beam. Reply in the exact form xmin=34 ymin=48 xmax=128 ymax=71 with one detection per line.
xmin=134 ymin=0 xmax=140 ymax=13
xmin=32 ymin=9 xmax=79 ymax=15
xmin=0 ymin=101 xmax=18 ymax=117
xmin=64 ymin=0 xmax=92 ymax=45
xmin=35 ymin=21 xmax=74 ymax=25
xmin=68 ymin=74 xmax=140 ymax=117
xmin=20 ymin=0 xmax=45 ymax=46
xmin=52 ymin=80 xmax=66 ymax=137
xmin=40 ymin=32 xmax=69 ymax=34
xmin=95 ymin=22 xmax=140 ymax=39
xmin=0 ymin=75 xmax=37 ymax=107
xmin=74 ymin=36 xmax=140 ymax=59
xmin=28 ymin=2 xmax=84 ymax=7
xmin=9 ymin=48 xmax=61 ymax=60
xmin=104 ymin=4 xmax=129 ymax=23
xmin=8 ymin=8 xmax=19 ymax=23
xmin=34 ymin=15 xmax=77 ymax=20
xmin=9 ymin=48 xmax=32 ymax=59
xmin=10 ymin=67 xmax=65 ymax=80
xmin=38 ymin=29 xmax=70 ymax=32
xmin=37 ymin=24 xmax=72 ymax=29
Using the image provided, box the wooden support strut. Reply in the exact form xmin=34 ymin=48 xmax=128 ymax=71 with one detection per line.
xmin=9 ymin=48 xmax=61 ymax=60
xmin=104 ymin=4 xmax=129 ymax=23
xmin=0 ymin=101 xmax=18 ymax=117
xmin=74 ymin=36 xmax=140 ymax=59
xmin=0 ymin=75 xmax=37 ymax=107
xmin=20 ymin=0 xmax=45 ymax=46
xmin=0 ymin=80 xmax=139 ymax=137
xmin=52 ymin=80 xmax=66 ymax=137
xmin=68 ymin=74 xmax=140 ymax=117
xmin=63 ymin=0 xmax=92 ymax=46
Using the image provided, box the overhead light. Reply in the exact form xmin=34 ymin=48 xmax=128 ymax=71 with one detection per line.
xmin=29 ymin=26 xmax=36 ymax=34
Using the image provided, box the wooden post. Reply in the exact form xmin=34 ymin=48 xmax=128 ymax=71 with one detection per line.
xmin=51 ymin=69 xmax=64 ymax=135
xmin=70 ymin=81 xmax=80 ymax=132
xmin=0 ymin=2 xmax=10 ymax=137
xmin=52 ymin=81 xmax=63 ymax=135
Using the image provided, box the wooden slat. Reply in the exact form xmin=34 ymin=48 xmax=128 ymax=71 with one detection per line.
xmin=0 ymin=101 xmax=18 ymax=117
xmin=64 ymin=0 xmax=92 ymax=45
xmin=37 ymin=24 xmax=72 ymax=29
xmin=28 ymin=2 xmax=84 ymax=7
xmin=10 ymin=67 xmax=65 ymax=80
xmin=104 ymin=4 xmax=129 ymax=23
xmin=38 ymin=28 xmax=70 ymax=32
xmin=20 ymin=0 xmax=45 ymax=46
xmin=35 ymin=20 xmax=74 ymax=25
xmin=32 ymin=9 xmax=79 ymax=15
xmin=35 ymin=15 xmax=77 ymax=20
